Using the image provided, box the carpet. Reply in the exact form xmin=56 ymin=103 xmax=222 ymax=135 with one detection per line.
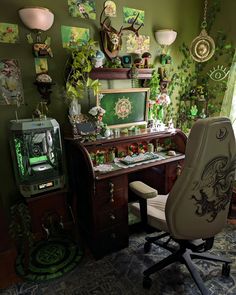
xmin=15 ymin=238 xmax=83 ymax=283
xmin=1 ymin=225 xmax=236 ymax=295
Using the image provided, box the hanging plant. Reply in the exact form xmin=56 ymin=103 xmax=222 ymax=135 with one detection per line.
xmin=65 ymin=39 xmax=101 ymax=101
xmin=147 ymin=70 xmax=161 ymax=120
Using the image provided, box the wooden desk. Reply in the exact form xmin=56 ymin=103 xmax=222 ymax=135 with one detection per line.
xmin=65 ymin=129 xmax=187 ymax=258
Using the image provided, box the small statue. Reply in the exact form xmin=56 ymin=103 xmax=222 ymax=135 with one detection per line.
xmin=92 ymin=50 xmax=105 ymax=68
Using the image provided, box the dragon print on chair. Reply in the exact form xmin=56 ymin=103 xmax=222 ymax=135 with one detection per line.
xmin=192 ymin=150 xmax=236 ymax=222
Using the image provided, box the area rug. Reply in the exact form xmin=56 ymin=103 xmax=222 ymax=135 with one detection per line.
xmin=1 ymin=225 xmax=236 ymax=295
xmin=15 ymin=238 xmax=83 ymax=282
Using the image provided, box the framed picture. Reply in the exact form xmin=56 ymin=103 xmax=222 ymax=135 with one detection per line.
xmin=0 ymin=59 xmax=24 ymax=105
xmin=97 ymin=88 xmax=150 ymax=128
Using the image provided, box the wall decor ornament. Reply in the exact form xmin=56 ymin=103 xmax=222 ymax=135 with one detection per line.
xmin=0 ymin=23 xmax=19 ymax=43
xmin=123 ymin=7 xmax=144 ymax=26
xmin=100 ymin=7 xmax=143 ymax=59
xmin=125 ymin=33 xmax=150 ymax=54
xmin=32 ymin=36 xmax=53 ymax=58
xmin=207 ymin=65 xmax=230 ymax=81
xmin=97 ymin=88 xmax=149 ymax=129
xmin=34 ymin=73 xmax=54 ymax=104
xmin=0 ymin=59 xmax=24 ymax=105
xmin=61 ymin=25 xmax=89 ymax=49
xmin=190 ymin=0 xmax=215 ymax=62
xmin=34 ymin=58 xmax=48 ymax=74
xmin=68 ymin=0 xmax=96 ymax=20
xmin=104 ymin=1 xmax=116 ymax=17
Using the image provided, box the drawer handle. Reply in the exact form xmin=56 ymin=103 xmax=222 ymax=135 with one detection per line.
xmin=109 ymin=182 xmax=114 ymax=202
xmin=176 ymin=164 xmax=182 ymax=176
xmin=110 ymin=213 xmax=116 ymax=220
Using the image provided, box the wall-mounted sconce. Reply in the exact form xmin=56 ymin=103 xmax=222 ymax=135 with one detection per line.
xmin=18 ymin=7 xmax=54 ymax=32
xmin=155 ymin=29 xmax=177 ymax=65
xmin=18 ymin=7 xmax=54 ymax=57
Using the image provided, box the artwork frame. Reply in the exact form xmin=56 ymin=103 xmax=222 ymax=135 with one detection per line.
xmin=123 ymin=7 xmax=145 ymax=26
xmin=0 ymin=23 xmax=19 ymax=44
xmin=0 ymin=59 xmax=24 ymax=105
xmin=97 ymin=88 xmax=150 ymax=128
xmin=68 ymin=0 xmax=96 ymax=20
xmin=124 ymin=33 xmax=150 ymax=54
xmin=61 ymin=25 xmax=89 ymax=49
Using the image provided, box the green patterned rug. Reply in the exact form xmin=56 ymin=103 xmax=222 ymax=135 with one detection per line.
xmin=15 ymin=238 xmax=83 ymax=282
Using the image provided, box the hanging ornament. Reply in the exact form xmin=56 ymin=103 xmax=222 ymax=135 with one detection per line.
xmin=190 ymin=0 xmax=215 ymax=62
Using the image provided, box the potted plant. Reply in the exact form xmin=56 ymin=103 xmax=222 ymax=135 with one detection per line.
xmin=65 ymin=39 xmax=101 ymax=122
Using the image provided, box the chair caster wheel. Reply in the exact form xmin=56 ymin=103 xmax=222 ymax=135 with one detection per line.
xmin=143 ymin=276 xmax=152 ymax=289
xmin=222 ymin=263 xmax=231 ymax=277
xmin=144 ymin=242 xmax=151 ymax=253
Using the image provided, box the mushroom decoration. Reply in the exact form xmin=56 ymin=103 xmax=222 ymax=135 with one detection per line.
xmin=142 ymin=52 xmax=152 ymax=68
xmin=133 ymin=57 xmax=143 ymax=68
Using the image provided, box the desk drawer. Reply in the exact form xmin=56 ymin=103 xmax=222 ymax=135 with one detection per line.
xmin=91 ymin=224 xmax=129 ymax=258
xmin=95 ymin=175 xmax=128 ymax=208
xmin=96 ymin=205 xmax=128 ymax=231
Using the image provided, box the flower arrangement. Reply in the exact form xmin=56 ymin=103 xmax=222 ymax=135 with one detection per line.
xmin=156 ymin=93 xmax=171 ymax=107
xmin=88 ymin=106 xmax=106 ymax=122
xmin=88 ymin=106 xmax=111 ymax=137
xmin=148 ymin=93 xmax=171 ymax=122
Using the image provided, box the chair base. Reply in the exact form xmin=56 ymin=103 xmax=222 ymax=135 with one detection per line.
xmin=143 ymin=235 xmax=231 ymax=295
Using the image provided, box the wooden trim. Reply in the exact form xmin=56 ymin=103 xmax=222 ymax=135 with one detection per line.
xmin=90 ymin=68 xmax=153 ymax=80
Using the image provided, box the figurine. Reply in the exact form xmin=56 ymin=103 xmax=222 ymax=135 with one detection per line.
xmin=92 ymin=50 xmax=105 ymax=68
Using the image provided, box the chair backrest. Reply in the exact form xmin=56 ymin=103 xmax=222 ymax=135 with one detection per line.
xmin=166 ymin=117 xmax=236 ymax=240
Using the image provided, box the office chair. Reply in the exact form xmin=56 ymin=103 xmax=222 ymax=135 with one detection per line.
xmin=129 ymin=117 xmax=236 ymax=295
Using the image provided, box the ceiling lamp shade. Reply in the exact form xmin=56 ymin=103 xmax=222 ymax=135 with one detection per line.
xmin=155 ymin=29 xmax=177 ymax=46
xmin=18 ymin=7 xmax=54 ymax=31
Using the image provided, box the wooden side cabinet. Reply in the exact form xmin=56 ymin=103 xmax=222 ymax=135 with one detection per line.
xmin=26 ymin=190 xmax=73 ymax=239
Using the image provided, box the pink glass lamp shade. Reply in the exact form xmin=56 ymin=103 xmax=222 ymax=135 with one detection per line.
xmin=18 ymin=7 xmax=54 ymax=31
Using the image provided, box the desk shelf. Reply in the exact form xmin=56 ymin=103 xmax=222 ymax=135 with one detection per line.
xmin=90 ymin=68 xmax=153 ymax=80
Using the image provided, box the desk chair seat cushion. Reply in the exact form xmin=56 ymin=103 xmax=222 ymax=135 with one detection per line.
xmin=130 ymin=194 xmax=169 ymax=232
xmin=129 ymin=181 xmax=158 ymax=199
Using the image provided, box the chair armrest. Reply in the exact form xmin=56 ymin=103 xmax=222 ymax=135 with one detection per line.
xmin=129 ymin=181 xmax=158 ymax=199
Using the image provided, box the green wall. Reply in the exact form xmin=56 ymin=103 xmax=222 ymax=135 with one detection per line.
xmin=0 ymin=0 xmax=233 ymax=217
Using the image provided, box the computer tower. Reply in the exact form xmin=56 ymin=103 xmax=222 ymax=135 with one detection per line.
xmin=9 ymin=118 xmax=65 ymax=197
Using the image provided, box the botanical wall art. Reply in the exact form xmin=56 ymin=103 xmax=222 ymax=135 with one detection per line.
xmin=123 ymin=7 xmax=144 ymax=26
xmin=0 ymin=23 xmax=19 ymax=43
xmin=0 ymin=59 xmax=24 ymax=105
xmin=98 ymin=88 xmax=149 ymax=128
xmin=104 ymin=1 xmax=116 ymax=17
xmin=68 ymin=0 xmax=96 ymax=20
xmin=34 ymin=58 xmax=48 ymax=74
xmin=61 ymin=25 xmax=89 ymax=49
xmin=125 ymin=33 xmax=150 ymax=54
